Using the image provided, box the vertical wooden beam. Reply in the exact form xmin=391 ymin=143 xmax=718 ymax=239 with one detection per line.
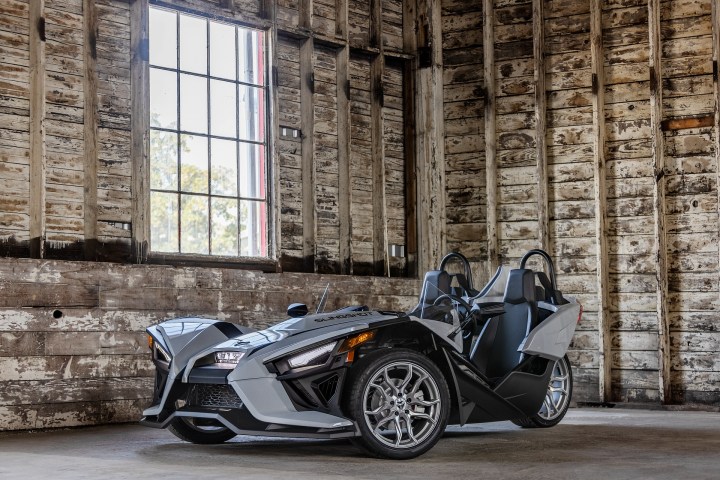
xmin=370 ymin=0 xmax=382 ymax=49
xmin=29 ymin=0 xmax=46 ymax=258
xmin=414 ymin=0 xmax=446 ymax=274
xmin=336 ymin=0 xmax=351 ymax=274
xmin=266 ymin=0 xmax=282 ymax=263
xmin=300 ymin=38 xmax=316 ymax=273
xmin=369 ymin=0 xmax=387 ymax=275
xmin=403 ymin=0 xmax=418 ymax=278
xmin=299 ymin=0 xmax=312 ymax=30
xmin=648 ymin=0 xmax=671 ymax=404
xmin=336 ymin=46 xmax=351 ymax=273
xmin=83 ymin=0 xmax=99 ymax=260
xmin=131 ymin=0 xmax=150 ymax=262
xmin=260 ymin=0 xmax=275 ymax=20
xmin=335 ymin=0 xmax=348 ymax=39
xmin=371 ymin=54 xmax=389 ymax=276
xmin=484 ymin=0 xmax=498 ymax=277
xmin=533 ymin=0 xmax=549 ymax=252
xmin=590 ymin=0 xmax=612 ymax=404
xmin=713 ymin=0 xmax=720 ymax=312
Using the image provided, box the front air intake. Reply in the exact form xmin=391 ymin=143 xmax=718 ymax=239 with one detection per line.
xmin=188 ymin=384 xmax=244 ymax=409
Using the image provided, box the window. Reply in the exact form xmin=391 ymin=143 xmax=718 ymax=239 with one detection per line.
xmin=148 ymin=6 xmax=268 ymax=258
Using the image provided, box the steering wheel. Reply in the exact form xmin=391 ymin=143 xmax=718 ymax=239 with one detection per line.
xmin=432 ymin=294 xmax=474 ymax=328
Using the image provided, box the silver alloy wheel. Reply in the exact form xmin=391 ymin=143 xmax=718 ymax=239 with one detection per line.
xmin=362 ymin=361 xmax=442 ymax=449
xmin=538 ymin=357 xmax=570 ymax=421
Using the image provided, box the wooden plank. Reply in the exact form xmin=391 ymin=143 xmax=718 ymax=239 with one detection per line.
xmin=648 ymin=0 xmax=670 ymax=404
xmin=660 ymin=115 xmax=714 ymax=131
xmin=300 ymin=38 xmax=316 ymax=272
xmin=266 ymin=0 xmax=281 ymax=263
xmin=713 ymin=0 xmax=720 ymax=317
xmin=83 ymin=0 xmax=98 ymax=260
xmin=403 ymin=0 xmax=417 ymax=277
xmin=130 ymin=0 xmax=148 ymax=262
xmin=299 ymin=0 xmax=312 ymax=29
xmin=484 ymin=0 xmax=498 ymax=277
xmin=590 ymin=0 xmax=611 ymax=404
xmin=533 ymin=0 xmax=549 ymax=252
xmin=335 ymin=0 xmax=348 ymax=38
xmin=371 ymin=53 xmax=388 ymax=276
xmin=369 ymin=0 xmax=381 ymax=49
xmin=337 ymin=46 xmax=351 ymax=273
xmin=414 ymin=0 xmax=446 ymax=274
xmin=29 ymin=0 xmax=46 ymax=258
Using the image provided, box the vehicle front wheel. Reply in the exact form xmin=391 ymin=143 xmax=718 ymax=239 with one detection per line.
xmin=512 ymin=354 xmax=573 ymax=428
xmin=345 ymin=349 xmax=450 ymax=459
xmin=168 ymin=417 xmax=236 ymax=444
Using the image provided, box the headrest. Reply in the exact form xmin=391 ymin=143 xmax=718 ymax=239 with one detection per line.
xmin=420 ymin=270 xmax=451 ymax=303
xmin=503 ymin=268 xmax=536 ymax=305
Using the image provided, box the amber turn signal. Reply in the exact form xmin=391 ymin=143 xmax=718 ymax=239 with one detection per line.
xmin=147 ymin=334 xmax=154 ymax=350
xmin=339 ymin=330 xmax=376 ymax=353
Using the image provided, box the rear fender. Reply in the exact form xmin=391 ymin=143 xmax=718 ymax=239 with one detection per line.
xmin=520 ymin=301 xmax=580 ymax=360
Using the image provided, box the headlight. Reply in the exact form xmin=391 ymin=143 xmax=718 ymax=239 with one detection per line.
xmin=215 ymin=351 xmax=245 ymax=366
xmin=156 ymin=344 xmax=171 ymax=362
xmin=148 ymin=333 xmax=172 ymax=363
xmin=287 ymin=342 xmax=336 ymax=369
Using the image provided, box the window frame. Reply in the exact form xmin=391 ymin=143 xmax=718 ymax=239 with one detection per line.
xmin=136 ymin=1 xmax=277 ymax=271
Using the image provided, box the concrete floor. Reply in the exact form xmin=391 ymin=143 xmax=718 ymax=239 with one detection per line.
xmin=1 ymin=408 xmax=719 ymax=479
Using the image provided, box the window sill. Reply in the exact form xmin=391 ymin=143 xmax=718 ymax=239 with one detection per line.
xmin=146 ymin=252 xmax=279 ymax=272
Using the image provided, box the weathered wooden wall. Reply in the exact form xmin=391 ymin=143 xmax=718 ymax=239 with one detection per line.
xmin=443 ymin=0 xmax=720 ymax=406
xmin=0 ymin=0 xmax=429 ymax=276
xmin=0 ymin=258 xmax=418 ymax=430
xmin=1 ymin=0 xmax=718 ymax=432
xmin=0 ymin=0 xmax=442 ymax=431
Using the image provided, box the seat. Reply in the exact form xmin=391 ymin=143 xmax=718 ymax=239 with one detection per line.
xmin=469 ymin=268 xmax=538 ymax=379
xmin=449 ymin=273 xmax=479 ymax=298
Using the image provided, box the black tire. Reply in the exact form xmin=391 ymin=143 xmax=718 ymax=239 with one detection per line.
xmin=167 ymin=417 xmax=236 ymax=444
xmin=512 ymin=355 xmax=573 ymax=428
xmin=345 ymin=349 xmax=450 ymax=459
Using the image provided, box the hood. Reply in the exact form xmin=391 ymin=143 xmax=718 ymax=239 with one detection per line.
xmin=211 ymin=310 xmax=400 ymax=356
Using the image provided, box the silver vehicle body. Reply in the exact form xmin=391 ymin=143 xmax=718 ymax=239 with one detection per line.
xmin=142 ymin=251 xmax=581 ymax=439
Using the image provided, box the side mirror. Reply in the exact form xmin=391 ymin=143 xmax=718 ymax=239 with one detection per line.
xmin=287 ymin=303 xmax=309 ymax=318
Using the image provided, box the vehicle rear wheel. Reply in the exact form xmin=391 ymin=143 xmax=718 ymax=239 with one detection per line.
xmin=345 ymin=349 xmax=450 ymax=459
xmin=512 ymin=355 xmax=572 ymax=428
xmin=168 ymin=417 xmax=236 ymax=444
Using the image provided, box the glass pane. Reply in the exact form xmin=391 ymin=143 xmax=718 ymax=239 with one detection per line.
xmin=179 ymin=14 xmax=207 ymax=74
xmin=150 ymin=130 xmax=178 ymax=190
xmin=239 ymin=142 xmax=265 ymax=199
xmin=211 ymin=197 xmax=238 ymax=256
xmin=238 ymin=28 xmax=265 ymax=86
xmin=150 ymin=68 xmax=177 ymax=129
xmin=180 ymin=194 xmax=209 ymax=254
xmin=149 ymin=8 xmax=176 ymax=69
xmin=210 ymin=138 xmax=237 ymax=196
xmin=238 ymin=85 xmax=264 ymax=142
xmin=151 ymin=192 xmax=179 ymax=252
xmin=239 ymin=200 xmax=266 ymax=257
xmin=180 ymin=74 xmax=207 ymax=134
xmin=209 ymin=21 xmax=236 ymax=80
xmin=180 ymin=134 xmax=208 ymax=193
xmin=210 ymin=79 xmax=237 ymax=138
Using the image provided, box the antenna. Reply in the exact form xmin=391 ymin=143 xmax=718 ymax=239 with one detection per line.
xmin=316 ymin=283 xmax=330 ymax=314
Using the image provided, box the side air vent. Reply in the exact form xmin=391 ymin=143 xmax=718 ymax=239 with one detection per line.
xmin=313 ymin=374 xmax=339 ymax=407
